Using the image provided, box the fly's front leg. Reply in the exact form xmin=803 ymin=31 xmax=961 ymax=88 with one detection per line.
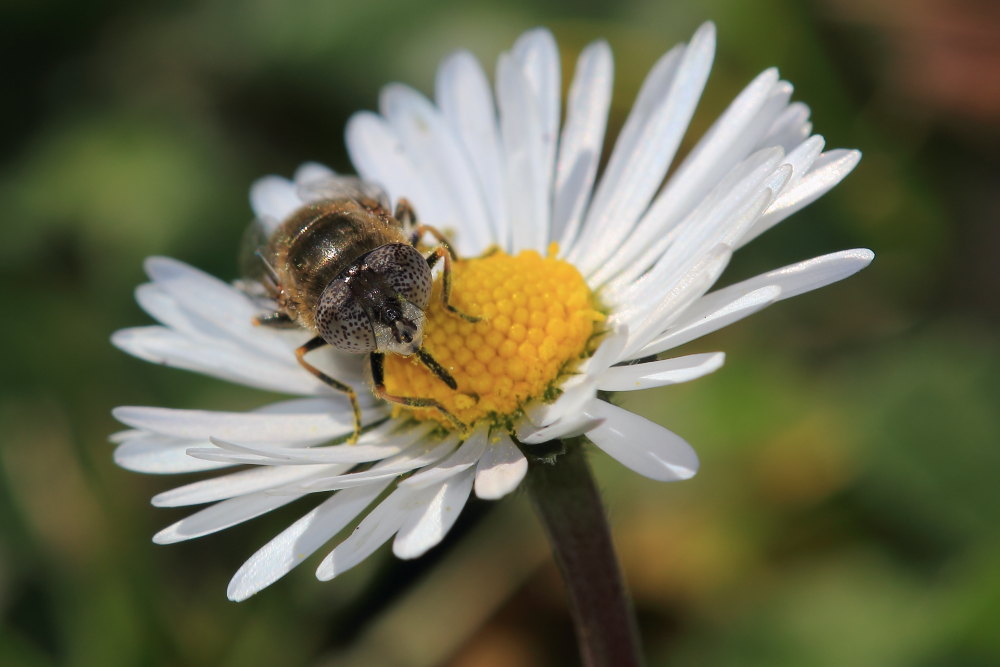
xmin=419 ymin=348 xmax=480 ymax=404
xmin=415 ymin=348 xmax=456 ymax=389
xmin=295 ymin=336 xmax=363 ymax=443
xmin=412 ymin=224 xmax=480 ymax=323
xmin=370 ymin=352 xmax=467 ymax=432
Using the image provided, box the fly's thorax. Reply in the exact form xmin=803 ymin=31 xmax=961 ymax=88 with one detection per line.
xmin=265 ymin=200 xmax=407 ymax=329
xmin=314 ymin=243 xmax=432 ymax=356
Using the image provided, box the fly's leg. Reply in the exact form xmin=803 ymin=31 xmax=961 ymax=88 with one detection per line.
xmin=296 ymin=336 xmax=363 ymax=443
xmin=370 ymin=352 xmax=468 ymax=431
xmin=397 ymin=199 xmax=477 ymax=322
xmin=411 ymin=223 xmax=480 ymax=323
xmin=419 ymin=348 xmax=480 ymax=403
xmin=253 ymin=311 xmax=298 ymax=327
xmin=425 ymin=247 xmax=480 ymax=323
xmin=249 ymin=254 xmax=295 ymax=325
xmin=394 ymin=198 xmax=417 ymax=227
xmin=415 ymin=348 xmax=456 ymax=389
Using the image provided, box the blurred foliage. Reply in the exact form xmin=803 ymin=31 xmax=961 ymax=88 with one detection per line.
xmin=1 ymin=0 xmax=998 ymax=665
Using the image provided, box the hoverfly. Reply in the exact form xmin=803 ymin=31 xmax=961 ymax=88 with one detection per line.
xmin=244 ymin=176 xmax=477 ymax=442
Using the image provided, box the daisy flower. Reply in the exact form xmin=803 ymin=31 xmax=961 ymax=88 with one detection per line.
xmin=112 ymin=22 xmax=872 ymax=602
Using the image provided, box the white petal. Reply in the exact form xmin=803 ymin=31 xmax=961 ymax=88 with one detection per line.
xmin=639 ymin=248 xmax=874 ymax=357
xmin=594 ymin=67 xmax=786 ymax=283
xmin=316 ymin=485 xmax=434 ymax=580
xmin=186 ymin=422 xmax=433 ymax=467
xmin=571 ymin=22 xmax=715 ymax=274
xmin=132 ymin=264 xmax=369 ymax=388
xmin=597 ymin=352 xmax=725 ymax=391
xmin=278 ymin=436 xmax=458 ymax=493
xmin=144 ymin=256 xmax=245 ymax=307
xmin=578 ymin=325 xmax=631 ymax=377
xmin=228 ymin=482 xmax=391 ymax=601
xmin=603 ymin=146 xmax=784 ymax=294
xmin=113 ymin=432 xmax=231 ymax=474
xmin=497 ymin=29 xmax=559 ymax=253
xmin=153 ymin=491 xmax=301 ymax=544
xmin=582 ymin=399 xmax=699 ymax=481
xmin=393 ymin=468 xmax=475 ymax=559
xmin=516 ymin=413 xmax=604 ymax=445
xmin=474 ymin=432 xmax=528 ymax=500
xmin=615 ymin=243 xmax=736 ymax=360
xmin=552 ymin=40 xmax=613 ymax=250
xmin=436 ymin=50 xmax=507 ymax=248
xmin=513 ymin=29 xmax=560 ymax=178
xmin=773 ymin=135 xmax=825 ymax=192
xmin=143 ymin=257 xmax=297 ymax=361
xmin=134 ymin=283 xmax=213 ymax=342
xmin=380 ymin=83 xmax=493 ymax=253
xmin=634 ymin=285 xmax=781 ymax=358
xmin=152 ymin=463 xmax=346 ymax=507
xmin=521 ymin=377 xmax=599 ymax=431
xmin=716 ymin=247 xmax=875 ymax=305
xmin=292 ymin=162 xmax=336 ymax=189
xmin=742 ymin=149 xmax=862 ymax=245
xmin=345 ymin=112 xmax=442 ymax=223
xmin=111 ymin=326 xmax=331 ymax=396
xmin=113 ymin=400 xmax=386 ymax=444
xmin=496 ymin=58 xmax=541 ymax=252
xmin=249 ymin=175 xmax=301 ymax=229
xmin=513 ymin=28 xmax=560 ymax=247
xmin=757 ymin=101 xmax=812 ymax=152
xmin=400 ymin=428 xmax=488 ymax=489
xmin=136 ymin=280 xmax=301 ymax=368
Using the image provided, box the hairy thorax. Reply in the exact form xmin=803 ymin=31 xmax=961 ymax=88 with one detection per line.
xmin=266 ymin=200 xmax=406 ymax=331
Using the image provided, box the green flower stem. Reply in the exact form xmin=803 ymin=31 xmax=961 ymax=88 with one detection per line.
xmin=524 ymin=441 xmax=643 ymax=667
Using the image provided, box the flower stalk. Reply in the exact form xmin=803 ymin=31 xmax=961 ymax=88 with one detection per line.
xmin=525 ymin=440 xmax=643 ymax=667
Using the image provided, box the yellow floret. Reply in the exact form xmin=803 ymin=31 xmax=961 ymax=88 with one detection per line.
xmin=381 ymin=247 xmax=601 ymax=429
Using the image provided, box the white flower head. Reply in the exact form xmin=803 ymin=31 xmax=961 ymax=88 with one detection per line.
xmin=112 ymin=22 xmax=872 ymax=601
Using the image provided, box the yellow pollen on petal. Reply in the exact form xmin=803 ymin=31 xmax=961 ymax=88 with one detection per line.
xmin=381 ymin=247 xmax=602 ymax=429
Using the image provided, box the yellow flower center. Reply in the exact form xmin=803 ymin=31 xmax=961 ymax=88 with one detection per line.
xmin=382 ymin=243 xmax=603 ymax=429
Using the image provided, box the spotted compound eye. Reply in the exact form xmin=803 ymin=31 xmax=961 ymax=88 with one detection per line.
xmin=364 ymin=243 xmax=432 ymax=309
xmin=315 ymin=279 xmax=377 ymax=353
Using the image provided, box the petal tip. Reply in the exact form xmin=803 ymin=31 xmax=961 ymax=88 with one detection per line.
xmin=315 ymin=560 xmax=335 ymax=582
xmin=151 ymin=527 xmax=176 ymax=545
xmin=391 ymin=539 xmax=428 ymax=561
xmin=671 ymin=462 xmax=699 ymax=481
xmin=692 ymin=21 xmax=717 ymax=46
xmin=227 ymin=574 xmax=257 ymax=602
xmin=855 ymin=248 xmax=875 ymax=263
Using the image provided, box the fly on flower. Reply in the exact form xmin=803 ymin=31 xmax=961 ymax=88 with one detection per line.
xmin=111 ymin=22 xmax=873 ymax=601
xmin=240 ymin=176 xmax=480 ymax=441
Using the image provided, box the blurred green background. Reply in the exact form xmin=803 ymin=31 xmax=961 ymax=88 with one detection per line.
xmin=2 ymin=0 xmax=999 ymax=665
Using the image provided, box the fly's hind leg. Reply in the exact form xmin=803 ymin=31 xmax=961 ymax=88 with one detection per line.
xmin=296 ymin=336 xmax=363 ymax=443
xmin=250 ymin=260 xmax=297 ymax=328
xmin=370 ymin=352 xmax=468 ymax=431
xmin=410 ymin=223 xmax=480 ymax=323
xmin=394 ymin=198 xmax=418 ymax=227
xmin=253 ymin=311 xmax=298 ymax=327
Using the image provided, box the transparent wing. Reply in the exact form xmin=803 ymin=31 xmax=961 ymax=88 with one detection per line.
xmin=237 ymin=218 xmax=278 ymax=301
xmin=297 ymin=175 xmax=391 ymax=210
